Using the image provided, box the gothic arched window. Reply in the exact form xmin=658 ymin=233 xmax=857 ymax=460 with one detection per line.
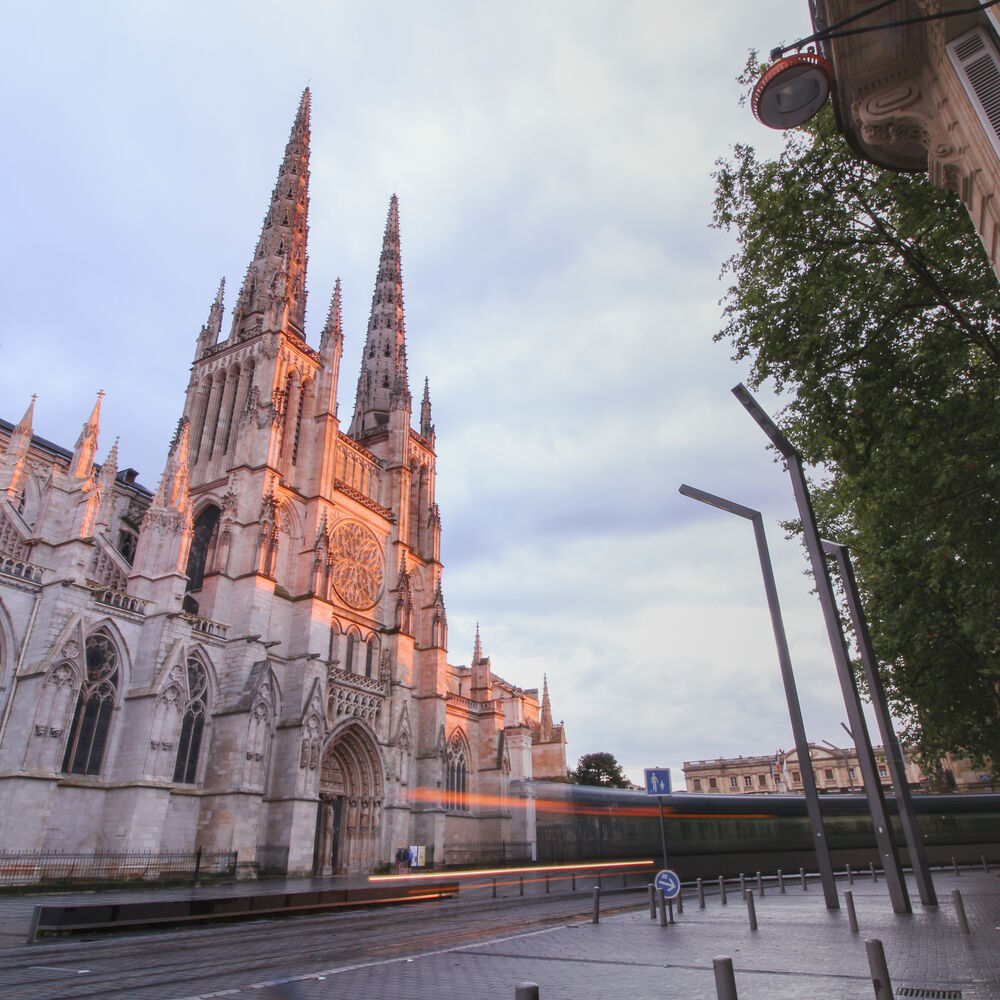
xmin=173 ymin=658 xmax=208 ymax=784
xmin=185 ymin=505 xmax=221 ymax=594
xmin=446 ymin=733 xmax=469 ymax=812
xmin=365 ymin=637 xmax=377 ymax=679
xmin=345 ymin=632 xmax=357 ymax=674
xmin=62 ymin=633 xmax=119 ymax=776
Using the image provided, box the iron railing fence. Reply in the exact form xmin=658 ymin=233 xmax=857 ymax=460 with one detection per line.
xmin=441 ymin=840 xmax=534 ymax=866
xmin=0 ymin=848 xmax=237 ymax=886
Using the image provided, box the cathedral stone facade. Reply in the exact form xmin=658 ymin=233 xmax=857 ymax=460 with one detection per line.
xmin=0 ymin=91 xmax=566 ymax=875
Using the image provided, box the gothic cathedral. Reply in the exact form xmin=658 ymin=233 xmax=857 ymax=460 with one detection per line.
xmin=0 ymin=91 xmax=566 ymax=875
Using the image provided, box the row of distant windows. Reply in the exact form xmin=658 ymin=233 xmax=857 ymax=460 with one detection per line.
xmin=691 ymin=763 xmax=892 ymax=792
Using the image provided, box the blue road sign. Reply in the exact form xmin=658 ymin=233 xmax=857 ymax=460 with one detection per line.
xmin=655 ymin=869 xmax=680 ymax=899
xmin=644 ymin=767 xmax=672 ymax=796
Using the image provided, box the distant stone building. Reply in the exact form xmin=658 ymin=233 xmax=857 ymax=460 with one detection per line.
xmin=0 ymin=91 xmax=566 ymax=874
xmin=683 ymin=744 xmax=995 ymax=794
xmin=809 ymin=0 xmax=1000 ymax=281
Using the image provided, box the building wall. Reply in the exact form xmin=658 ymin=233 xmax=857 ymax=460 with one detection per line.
xmin=811 ymin=0 xmax=1000 ymax=282
xmin=683 ymin=743 xmax=994 ymax=794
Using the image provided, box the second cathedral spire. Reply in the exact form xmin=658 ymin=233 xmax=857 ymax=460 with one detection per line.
xmin=348 ymin=195 xmax=411 ymax=436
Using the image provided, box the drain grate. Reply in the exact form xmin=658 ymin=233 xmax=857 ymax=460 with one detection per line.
xmin=897 ymin=989 xmax=962 ymax=999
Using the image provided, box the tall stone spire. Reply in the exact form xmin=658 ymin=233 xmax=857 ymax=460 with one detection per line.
xmin=230 ymin=89 xmax=311 ymax=342
xmin=348 ymin=195 xmax=410 ymax=435
xmin=0 ymin=395 xmax=36 ymax=501
xmin=94 ymin=438 xmax=119 ymax=536
xmin=539 ymin=674 xmax=553 ymax=742
xmin=420 ymin=377 xmax=434 ymax=440
xmin=196 ymin=278 xmax=226 ymax=357
xmin=319 ymin=277 xmax=342 ymax=356
xmin=129 ymin=419 xmax=194 ymax=606
xmin=69 ymin=391 xmax=103 ymax=481
xmin=471 ymin=623 xmax=492 ymax=703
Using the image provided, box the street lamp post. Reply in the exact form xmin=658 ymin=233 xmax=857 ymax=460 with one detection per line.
xmin=679 ymin=482 xmax=840 ymax=910
xmin=823 ymin=540 xmax=937 ymax=906
xmin=732 ymin=383 xmax=911 ymax=915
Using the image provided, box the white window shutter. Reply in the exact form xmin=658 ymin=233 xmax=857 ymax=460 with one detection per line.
xmin=948 ymin=26 xmax=1000 ymax=160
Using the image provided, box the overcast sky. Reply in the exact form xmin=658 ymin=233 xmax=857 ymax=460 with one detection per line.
xmin=1 ymin=1 xmax=882 ymax=786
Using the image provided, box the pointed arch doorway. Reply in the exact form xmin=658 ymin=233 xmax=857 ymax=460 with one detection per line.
xmin=313 ymin=723 xmax=385 ymax=875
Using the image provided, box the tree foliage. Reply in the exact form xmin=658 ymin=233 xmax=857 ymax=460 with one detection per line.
xmin=570 ymin=752 xmax=630 ymax=788
xmin=713 ymin=78 xmax=1000 ymax=769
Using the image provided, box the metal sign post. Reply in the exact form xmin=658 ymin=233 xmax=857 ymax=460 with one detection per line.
xmin=644 ymin=768 xmax=672 ymax=872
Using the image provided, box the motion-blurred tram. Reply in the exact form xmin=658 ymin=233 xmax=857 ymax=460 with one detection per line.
xmin=516 ymin=780 xmax=1000 ymax=878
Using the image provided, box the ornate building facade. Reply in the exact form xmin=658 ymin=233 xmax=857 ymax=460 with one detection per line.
xmin=0 ymin=91 xmax=566 ymax=875
xmin=683 ymin=744 xmax=994 ymax=794
xmin=808 ymin=0 xmax=1000 ymax=282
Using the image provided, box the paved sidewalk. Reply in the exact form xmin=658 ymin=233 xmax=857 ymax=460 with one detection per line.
xmin=218 ymin=870 xmax=1000 ymax=1000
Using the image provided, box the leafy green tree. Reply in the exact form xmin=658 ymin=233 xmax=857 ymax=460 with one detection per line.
xmin=570 ymin=752 xmax=631 ymax=788
xmin=712 ymin=70 xmax=1000 ymax=769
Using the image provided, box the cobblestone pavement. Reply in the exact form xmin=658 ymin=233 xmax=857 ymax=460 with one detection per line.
xmin=184 ymin=870 xmax=1000 ymax=1000
xmin=1 ymin=870 xmax=997 ymax=999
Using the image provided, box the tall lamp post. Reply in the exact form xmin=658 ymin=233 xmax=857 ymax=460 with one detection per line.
xmin=823 ymin=540 xmax=937 ymax=906
xmin=679 ymin=483 xmax=840 ymax=910
xmin=732 ymin=384 xmax=911 ymax=915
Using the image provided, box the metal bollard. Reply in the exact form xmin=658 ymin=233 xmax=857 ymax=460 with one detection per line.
xmin=598 ymin=873 xmax=603 ymax=890
xmin=713 ymin=956 xmax=739 ymax=1000
xmin=592 ymin=886 xmax=600 ymax=923
xmin=698 ymin=877 xmax=705 ymax=908
xmin=667 ymin=898 xmax=675 ymax=925
xmin=676 ymin=886 xmax=683 ymax=914
xmin=866 ymin=938 xmax=894 ymax=1000
xmin=746 ymin=891 xmax=757 ymax=931
xmin=739 ymin=872 xmax=746 ymax=898
xmin=520 ymin=874 xmax=524 ymax=896
xmin=756 ymin=871 xmax=764 ymax=896
xmin=777 ymin=868 xmax=785 ymax=894
xmin=847 ymin=862 xmax=853 ymax=885
xmin=981 ymin=854 xmax=989 ymax=874
xmin=492 ymin=876 xmax=497 ymax=899
xmin=572 ymin=871 xmax=576 ymax=891
xmin=545 ymin=872 xmax=550 ymax=894
xmin=657 ymin=888 xmax=667 ymax=927
xmin=648 ymin=883 xmax=657 ymax=919
xmin=800 ymin=867 xmax=807 ymax=890
xmin=870 ymin=861 xmax=877 ymax=883
xmin=953 ymin=889 xmax=970 ymax=934
xmin=514 ymin=983 xmax=539 ymax=1000
xmin=845 ymin=889 xmax=859 ymax=933
xmin=719 ymin=875 xmax=728 ymax=904
xmin=952 ymin=856 xmax=960 ymax=876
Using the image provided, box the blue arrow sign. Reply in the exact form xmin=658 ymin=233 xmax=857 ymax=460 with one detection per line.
xmin=655 ymin=869 xmax=680 ymax=899
xmin=644 ymin=767 xmax=672 ymax=796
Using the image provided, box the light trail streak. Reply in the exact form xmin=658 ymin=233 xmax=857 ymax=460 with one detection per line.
xmin=369 ymin=859 xmax=654 ymax=883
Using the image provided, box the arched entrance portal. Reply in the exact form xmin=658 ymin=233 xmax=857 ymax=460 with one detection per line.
xmin=313 ymin=723 xmax=384 ymax=874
